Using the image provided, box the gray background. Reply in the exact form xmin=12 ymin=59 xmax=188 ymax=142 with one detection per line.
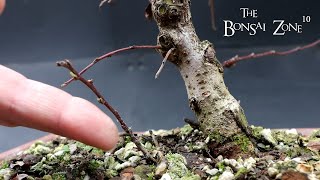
xmin=0 ymin=0 xmax=319 ymax=152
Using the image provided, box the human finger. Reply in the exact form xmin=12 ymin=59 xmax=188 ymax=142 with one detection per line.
xmin=0 ymin=65 xmax=119 ymax=150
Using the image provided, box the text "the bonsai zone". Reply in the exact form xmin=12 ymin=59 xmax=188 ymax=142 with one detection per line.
xmin=223 ymin=8 xmax=309 ymax=37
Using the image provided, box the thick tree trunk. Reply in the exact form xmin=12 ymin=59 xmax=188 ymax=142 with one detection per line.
xmin=150 ymin=0 xmax=251 ymax=146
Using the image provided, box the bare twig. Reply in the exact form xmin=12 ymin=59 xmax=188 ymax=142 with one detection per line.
xmin=155 ymin=48 xmax=174 ymax=79
xmin=223 ymin=39 xmax=320 ymax=68
xmin=57 ymin=60 xmax=157 ymax=163
xmin=62 ymin=45 xmax=161 ymax=87
xmin=149 ymin=130 xmax=159 ymax=148
xmin=208 ymin=0 xmax=216 ymax=31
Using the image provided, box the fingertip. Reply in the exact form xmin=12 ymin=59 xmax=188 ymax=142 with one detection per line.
xmin=59 ymin=97 xmax=119 ymax=151
xmin=100 ymin=111 xmax=120 ymax=150
xmin=0 ymin=0 xmax=5 ymax=15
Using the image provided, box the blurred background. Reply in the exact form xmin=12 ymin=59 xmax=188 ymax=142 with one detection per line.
xmin=0 ymin=0 xmax=319 ymax=152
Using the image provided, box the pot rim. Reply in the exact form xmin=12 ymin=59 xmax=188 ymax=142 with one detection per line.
xmin=0 ymin=128 xmax=317 ymax=162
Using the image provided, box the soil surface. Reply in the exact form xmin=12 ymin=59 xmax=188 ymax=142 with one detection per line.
xmin=0 ymin=125 xmax=320 ymax=180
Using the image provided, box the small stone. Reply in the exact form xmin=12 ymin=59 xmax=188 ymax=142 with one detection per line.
xmin=267 ymin=167 xmax=279 ymax=178
xmin=114 ymin=148 xmax=125 ymax=156
xmin=155 ymin=161 xmax=167 ymax=176
xmin=261 ymin=129 xmax=277 ymax=146
xmin=243 ymin=157 xmax=256 ymax=170
xmin=0 ymin=168 xmax=14 ymax=179
xmin=205 ymin=136 xmax=210 ymax=143
xmin=160 ymin=173 xmax=172 ymax=180
xmin=83 ymin=175 xmax=90 ymax=180
xmin=285 ymin=129 xmax=298 ymax=135
xmin=229 ymin=159 xmax=239 ymax=169
xmin=218 ymin=171 xmax=234 ymax=180
xmin=296 ymin=164 xmax=314 ymax=173
xmin=128 ymin=156 xmax=141 ymax=164
xmin=292 ymin=157 xmax=305 ymax=163
xmin=284 ymin=157 xmax=291 ymax=162
xmin=206 ymin=168 xmax=219 ymax=176
xmin=115 ymin=162 xmax=132 ymax=171
xmin=120 ymin=167 xmax=134 ymax=180
xmin=275 ymin=173 xmax=282 ymax=180
xmin=54 ymin=150 xmax=65 ymax=157
xmin=308 ymin=174 xmax=318 ymax=180
xmin=314 ymin=162 xmax=320 ymax=171
xmin=133 ymin=175 xmax=142 ymax=180
xmin=224 ymin=159 xmax=230 ymax=166
xmin=202 ymin=165 xmax=210 ymax=171
xmin=69 ymin=144 xmax=77 ymax=154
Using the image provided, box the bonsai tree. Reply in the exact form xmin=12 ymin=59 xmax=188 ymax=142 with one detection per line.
xmin=56 ymin=0 xmax=254 ymax=158
xmin=58 ymin=0 xmax=319 ymax=157
xmin=2 ymin=0 xmax=319 ymax=179
xmin=147 ymin=0 xmax=254 ymax=154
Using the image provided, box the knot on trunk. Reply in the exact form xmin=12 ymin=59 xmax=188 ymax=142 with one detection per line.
xmin=151 ymin=0 xmax=190 ymax=27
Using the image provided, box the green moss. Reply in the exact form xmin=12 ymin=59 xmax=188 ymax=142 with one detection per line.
xmin=180 ymin=124 xmax=193 ymax=136
xmin=0 ymin=161 xmax=8 ymax=169
xmin=285 ymin=146 xmax=313 ymax=158
xmin=209 ymin=130 xmax=225 ymax=143
xmin=75 ymin=142 xmax=93 ymax=152
xmin=88 ymin=160 xmax=104 ymax=171
xmin=164 ymin=0 xmax=174 ymax=4
xmin=144 ymin=142 xmax=155 ymax=151
xmin=147 ymin=172 xmax=155 ymax=180
xmin=235 ymin=167 xmax=248 ymax=179
xmin=104 ymin=155 xmax=120 ymax=178
xmin=182 ymin=172 xmax=201 ymax=180
xmin=30 ymin=157 xmax=47 ymax=172
xmin=134 ymin=165 xmax=155 ymax=179
xmin=105 ymin=169 xmax=118 ymax=178
xmin=51 ymin=172 xmax=66 ymax=180
xmin=216 ymin=162 xmax=225 ymax=171
xmin=165 ymin=153 xmax=200 ymax=179
xmin=31 ymin=144 xmax=52 ymax=155
xmin=42 ymin=175 xmax=53 ymax=180
xmin=232 ymin=134 xmax=251 ymax=152
xmin=251 ymin=126 xmax=264 ymax=139
xmin=124 ymin=136 xmax=132 ymax=144
xmin=91 ymin=148 xmax=105 ymax=157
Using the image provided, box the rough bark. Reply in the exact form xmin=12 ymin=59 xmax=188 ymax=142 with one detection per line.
xmin=150 ymin=0 xmax=251 ymax=147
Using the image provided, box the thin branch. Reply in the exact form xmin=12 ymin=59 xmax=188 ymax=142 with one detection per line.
xmin=208 ymin=0 xmax=216 ymax=31
xmin=61 ymin=45 xmax=161 ymax=87
xmin=223 ymin=39 xmax=320 ymax=68
xmin=155 ymin=48 xmax=174 ymax=79
xmin=149 ymin=130 xmax=159 ymax=148
xmin=56 ymin=60 xmax=157 ymax=163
